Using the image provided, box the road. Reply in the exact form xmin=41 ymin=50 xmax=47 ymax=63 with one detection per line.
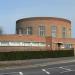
xmin=0 ymin=62 xmax=75 ymax=75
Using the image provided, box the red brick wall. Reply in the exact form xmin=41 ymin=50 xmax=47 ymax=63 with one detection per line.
xmin=0 ymin=46 xmax=47 ymax=52
xmin=16 ymin=17 xmax=71 ymax=38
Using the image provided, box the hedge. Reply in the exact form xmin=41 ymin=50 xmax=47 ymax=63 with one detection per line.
xmin=0 ymin=49 xmax=74 ymax=61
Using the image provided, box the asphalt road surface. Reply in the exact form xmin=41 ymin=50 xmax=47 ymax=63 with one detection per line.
xmin=0 ymin=62 xmax=75 ymax=75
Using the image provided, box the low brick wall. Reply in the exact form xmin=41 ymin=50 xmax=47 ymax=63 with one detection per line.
xmin=0 ymin=46 xmax=47 ymax=52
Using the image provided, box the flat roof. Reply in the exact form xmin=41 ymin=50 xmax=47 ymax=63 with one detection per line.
xmin=16 ymin=17 xmax=71 ymax=24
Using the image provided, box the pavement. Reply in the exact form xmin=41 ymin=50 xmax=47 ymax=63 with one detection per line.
xmin=0 ymin=56 xmax=75 ymax=69
xmin=0 ymin=61 xmax=75 ymax=75
xmin=0 ymin=56 xmax=75 ymax=75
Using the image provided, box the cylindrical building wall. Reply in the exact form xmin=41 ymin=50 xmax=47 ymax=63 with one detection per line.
xmin=16 ymin=17 xmax=71 ymax=38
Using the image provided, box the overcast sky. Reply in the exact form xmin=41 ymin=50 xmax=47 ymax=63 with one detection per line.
xmin=0 ymin=0 xmax=75 ymax=37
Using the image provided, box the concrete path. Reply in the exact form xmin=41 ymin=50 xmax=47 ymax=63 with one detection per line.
xmin=0 ymin=56 xmax=75 ymax=69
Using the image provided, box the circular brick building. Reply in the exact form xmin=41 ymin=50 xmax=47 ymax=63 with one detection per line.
xmin=16 ymin=17 xmax=71 ymax=38
xmin=0 ymin=17 xmax=74 ymax=52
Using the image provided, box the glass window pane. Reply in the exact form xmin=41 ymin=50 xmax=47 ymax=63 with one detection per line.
xmin=62 ymin=27 xmax=66 ymax=38
xmin=39 ymin=26 xmax=45 ymax=36
xmin=51 ymin=26 xmax=56 ymax=37
xmin=24 ymin=27 xmax=32 ymax=35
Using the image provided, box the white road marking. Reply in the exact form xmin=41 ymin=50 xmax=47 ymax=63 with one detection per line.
xmin=42 ymin=65 xmax=75 ymax=74
xmin=0 ymin=72 xmax=23 ymax=75
xmin=59 ymin=67 xmax=72 ymax=71
xmin=42 ymin=69 xmax=50 ymax=74
xmin=47 ymin=64 xmax=75 ymax=70
xmin=19 ymin=72 xmax=23 ymax=75
xmin=60 ymin=70 xmax=75 ymax=73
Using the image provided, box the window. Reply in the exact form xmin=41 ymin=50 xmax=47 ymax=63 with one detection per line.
xmin=62 ymin=27 xmax=66 ymax=38
xmin=31 ymin=42 xmax=39 ymax=46
xmin=64 ymin=44 xmax=72 ymax=48
xmin=39 ymin=26 xmax=45 ymax=36
xmin=24 ymin=27 xmax=32 ymax=35
xmin=39 ymin=42 xmax=46 ymax=46
xmin=0 ymin=41 xmax=46 ymax=47
xmin=0 ymin=41 xmax=9 ymax=46
xmin=25 ymin=42 xmax=31 ymax=46
xmin=51 ymin=26 xmax=57 ymax=37
xmin=17 ymin=28 xmax=23 ymax=34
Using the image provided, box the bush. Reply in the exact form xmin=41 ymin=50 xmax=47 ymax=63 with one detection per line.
xmin=0 ymin=49 xmax=74 ymax=61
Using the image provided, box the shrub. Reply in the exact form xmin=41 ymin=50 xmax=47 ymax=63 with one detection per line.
xmin=0 ymin=49 xmax=74 ymax=61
